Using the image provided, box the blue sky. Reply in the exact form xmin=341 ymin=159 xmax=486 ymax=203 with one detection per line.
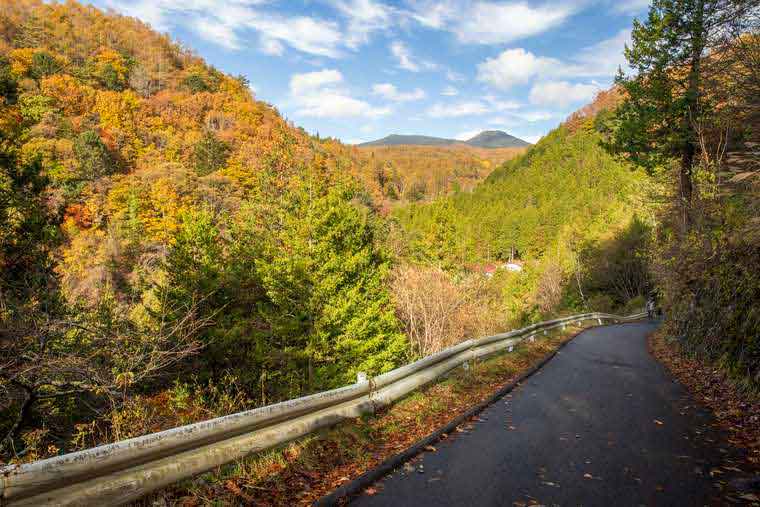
xmin=91 ymin=0 xmax=650 ymax=144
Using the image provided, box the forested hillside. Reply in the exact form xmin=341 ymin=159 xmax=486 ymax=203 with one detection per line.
xmin=393 ymin=105 xmax=653 ymax=326
xmin=0 ymin=0 xmax=411 ymax=460
xmin=356 ymin=144 xmax=524 ymax=203
xmin=0 ymin=0 xmax=522 ymax=462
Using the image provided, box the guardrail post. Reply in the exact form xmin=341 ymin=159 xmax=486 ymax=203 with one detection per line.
xmin=597 ymin=318 xmax=603 ymax=325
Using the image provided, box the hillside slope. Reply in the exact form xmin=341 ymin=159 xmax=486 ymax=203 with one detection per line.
xmin=355 ymin=144 xmax=526 ymax=202
xmin=0 ymin=0 xmax=411 ymax=462
xmin=395 ymin=94 xmax=652 ymax=323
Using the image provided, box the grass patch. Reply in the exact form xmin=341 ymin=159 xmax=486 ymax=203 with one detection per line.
xmin=138 ymin=326 xmax=585 ymax=506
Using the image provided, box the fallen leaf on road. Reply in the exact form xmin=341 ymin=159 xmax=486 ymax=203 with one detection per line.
xmin=365 ymin=487 xmax=378 ymax=496
xmin=654 ymin=419 xmax=664 ymax=425
xmin=424 ymin=445 xmax=437 ymax=452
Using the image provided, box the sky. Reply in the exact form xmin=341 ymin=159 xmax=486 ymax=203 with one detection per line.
xmin=90 ymin=0 xmax=651 ymax=144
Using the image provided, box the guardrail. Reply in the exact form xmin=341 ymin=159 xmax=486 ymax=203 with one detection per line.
xmin=0 ymin=311 xmax=645 ymax=506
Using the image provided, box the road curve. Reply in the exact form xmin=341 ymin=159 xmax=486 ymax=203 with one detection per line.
xmin=352 ymin=321 xmax=733 ymax=507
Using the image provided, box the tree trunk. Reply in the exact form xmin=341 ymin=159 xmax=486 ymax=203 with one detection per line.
xmin=680 ymin=144 xmax=694 ymax=225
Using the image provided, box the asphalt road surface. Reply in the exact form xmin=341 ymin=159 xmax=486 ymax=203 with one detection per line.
xmin=353 ymin=321 xmax=736 ymax=507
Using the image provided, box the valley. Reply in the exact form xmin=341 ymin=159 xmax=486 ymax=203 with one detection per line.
xmin=1 ymin=1 xmax=758 ymax=505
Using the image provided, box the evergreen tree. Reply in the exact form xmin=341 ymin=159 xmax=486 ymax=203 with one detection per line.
xmin=74 ymin=130 xmax=115 ymax=180
xmin=192 ymin=131 xmax=230 ymax=176
xmin=257 ymin=167 xmax=407 ymax=389
xmin=610 ymin=0 xmax=748 ymax=225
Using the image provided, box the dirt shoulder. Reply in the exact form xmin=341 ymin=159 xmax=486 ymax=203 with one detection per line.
xmin=649 ymin=329 xmax=760 ymax=502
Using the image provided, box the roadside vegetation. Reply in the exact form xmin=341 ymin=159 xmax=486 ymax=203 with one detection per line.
xmin=603 ymin=0 xmax=760 ymax=389
xmin=138 ymin=325 xmax=584 ymax=506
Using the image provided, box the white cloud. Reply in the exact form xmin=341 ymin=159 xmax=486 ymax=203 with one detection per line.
xmin=390 ymin=41 xmax=439 ymax=72
xmin=455 ymin=1 xmax=575 ymax=44
xmin=289 ymin=69 xmax=390 ymax=118
xmin=192 ymin=17 xmax=241 ymax=49
xmin=390 ymin=41 xmax=418 ymax=71
xmin=427 ymin=101 xmax=490 ymax=118
xmin=343 ymin=138 xmax=370 ymax=145
xmin=611 ymin=0 xmax=651 ymax=15
xmin=290 ymin=69 xmax=344 ymax=96
xmin=251 ymin=15 xmax=344 ymax=58
xmin=477 ymin=31 xmax=631 ymax=93
xmin=523 ymin=134 xmax=542 ymax=144
xmin=529 ymin=81 xmax=598 ymax=107
xmin=260 ymin=36 xmax=285 ymax=56
xmin=455 ymin=129 xmax=481 ymax=141
xmin=477 ymin=48 xmax=559 ymax=90
xmin=426 ymin=95 xmax=523 ymax=118
xmin=296 ymin=93 xmax=391 ymax=118
xmin=405 ymin=1 xmax=575 ymax=45
xmin=486 ymin=110 xmax=557 ymax=127
xmin=567 ymin=29 xmax=631 ymax=77
xmin=107 ymin=0 xmax=345 ymax=57
xmin=483 ymin=95 xmax=522 ymax=111
xmin=441 ymin=85 xmax=459 ymax=96
xmin=445 ymin=69 xmax=465 ymax=82
xmin=405 ymin=0 xmax=457 ymax=29
xmin=372 ymin=83 xmax=426 ymax=102
xmin=330 ymin=0 xmax=394 ymax=48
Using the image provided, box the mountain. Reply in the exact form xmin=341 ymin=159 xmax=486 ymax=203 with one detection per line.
xmin=465 ymin=130 xmax=531 ymax=148
xmin=359 ymin=134 xmax=459 ymax=147
xmin=359 ymin=130 xmax=530 ymax=148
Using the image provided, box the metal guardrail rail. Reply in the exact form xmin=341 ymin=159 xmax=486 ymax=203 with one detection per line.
xmin=0 ymin=311 xmax=645 ymax=506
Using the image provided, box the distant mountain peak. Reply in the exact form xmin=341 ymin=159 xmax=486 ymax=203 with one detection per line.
xmin=358 ymin=130 xmax=530 ymax=148
xmin=465 ymin=131 xmax=531 ymax=148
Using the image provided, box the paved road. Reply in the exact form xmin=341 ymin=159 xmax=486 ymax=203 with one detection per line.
xmin=353 ymin=321 xmax=735 ymax=507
